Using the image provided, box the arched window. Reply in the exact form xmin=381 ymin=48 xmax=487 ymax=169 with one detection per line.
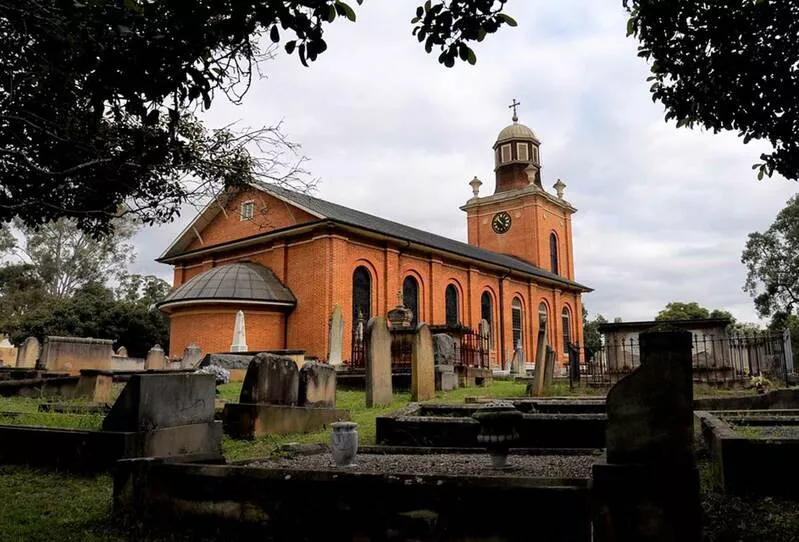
xmin=445 ymin=285 xmax=459 ymax=327
xmin=550 ymin=233 xmax=559 ymax=275
xmin=352 ymin=266 xmax=372 ymax=324
xmin=511 ymin=298 xmax=523 ymax=352
xmin=562 ymin=307 xmax=572 ymax=354
xmin=537 ymin=302 xmax=549 ymax=349
xmin=403 ymin=276 xmax=419 ymax=327
xmin=480 ymin=291 xmax=493 ymax=346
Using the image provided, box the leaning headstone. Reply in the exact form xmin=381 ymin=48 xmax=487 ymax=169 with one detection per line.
xmin=432 ymin=334 xmax=456 ymax=365
xmin=298 ymin=361 xmax=336 ymax=408
xmin=411 ymin=324 xmax=435 ymax=401
xmin=15 ymin=336 xmax=40 ymax=369
xmin=145 ymin=344 xmax=166 ymax=370
xmin=239 ymin=353 xmax=299 ymax=405
xmin=592 ymin=329 xmax=700 ymax=542
xmin=115 ymin=346 xmax=128 ymax=357
xmin=327 ymin=304 xmax=345 ymax=366
xmin=365 ymin=316 xmax=392 ymax=407
xmin=181 ymin=343 xmax=203 ymax=369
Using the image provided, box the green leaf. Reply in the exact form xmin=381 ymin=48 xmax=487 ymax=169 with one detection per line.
xmin=285 ymin=41 xmax=296 ymax=55
xmin=497 ymin=13 xmax=518 ymax=27
xmin=336 ymin=1 xmax=356 ymax=22
xmin=758 ymin=168 xmax=765 ymax=181
xmin=467 ymin=48 xmax=477 ymax=65
xmin=270 ymin=25 xmax=279 ymax=43
xmin=327 ymin=4 xmax=337 ymax=22
xmin=626 ymin=16 xmax=637 ymax=37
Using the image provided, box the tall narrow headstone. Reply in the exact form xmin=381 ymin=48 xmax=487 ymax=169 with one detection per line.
xmin=145 ymin=344 xmax=166 ymax=370
xmin=182 ymin=343 xmax=203 ymax=369
xmin=531 ymin=327 xmax=549 ymax=396
xmin=510 ymin=347 xmax=524 ymax=375
xmin=411 ymin=324 xmax=435 ymax=401
xmin=543 ymin=346 xmax=556 ymax=389
xmin=230 ymin=310 xmax=248 ymax=353
xmin=365 ymin=317 xmax=392 ymax=407
xmin=327 ymin=304 xmax=344 ymax=366
xmin=16 ymin=336 xmax=40 ymax=369
xmin=592 ymin=329 xmax=700 ymax=542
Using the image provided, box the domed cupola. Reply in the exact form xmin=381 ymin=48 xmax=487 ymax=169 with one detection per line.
xmin=493 ymin=99 xmax=542 ymax=193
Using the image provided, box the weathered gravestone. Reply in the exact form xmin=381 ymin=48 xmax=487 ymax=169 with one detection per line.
xmin=433 ymin=333 xmax=458 ymax=392
xmin=102 ymin=373 xmax=222 ymax=458
xmin=412 ymin=324 xmax=435 ymax=401
xmin=327 ymin=304 xmax=345 ymax=366
xmin=298 ymin=361 xmax=336 ymax=408
xmin=181 ymin=343 xmax=203 ymax=369
xmin=115 ymin=346 xmax=128 ymax=357
xmin=366 ymin=316 xmax=392 ymax=407
xmin=239 ymin=353 xmax=299 ymax=405
xmin=592 ymin=329 xmax=700 ymax=542
xmin=510 ymin=347 xmax=524 ymax=375
xmin=230 ymin=310 xmax=248 ymax=353
xmin=145 ymin=344 xmax=165 ymax=370
xmin=543 ymin=346 xmax=556 ymax=389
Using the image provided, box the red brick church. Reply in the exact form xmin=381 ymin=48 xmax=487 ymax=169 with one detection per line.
xmin=156 ymin=107 xmax=592 ymax=368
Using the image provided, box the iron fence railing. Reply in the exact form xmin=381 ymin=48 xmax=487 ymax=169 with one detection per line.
xmin=569 ymin=331 xmax=791 ymax=390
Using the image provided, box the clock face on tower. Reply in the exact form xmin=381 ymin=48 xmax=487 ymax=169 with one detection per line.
xmin=491 ymin=211 xmax=512 ymax=234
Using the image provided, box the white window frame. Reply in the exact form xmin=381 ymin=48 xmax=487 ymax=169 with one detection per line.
xmin=517 ymin=142 xmax=529 ymax=161
xmin=500 ymin=144 xmax=512 ymax=163
xmin=240 ymin=200 xmax=255 ymax=220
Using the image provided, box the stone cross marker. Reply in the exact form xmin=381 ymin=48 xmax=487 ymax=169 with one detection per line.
xmin=145 ymin=344 xmax=166 ymax=370
xmin=16 ymin=336 xmax=40 ymax=369
xmin=327 ymin=304 xmax=344 ymax=366
xmin=365 ymin=316 xmax=392 ymax=407
xmin=411 ymin=324 xmax=435 ymax=401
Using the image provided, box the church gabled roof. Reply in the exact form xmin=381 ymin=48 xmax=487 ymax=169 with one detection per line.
xmin=159 ymin=183 xmax=592 ymax=292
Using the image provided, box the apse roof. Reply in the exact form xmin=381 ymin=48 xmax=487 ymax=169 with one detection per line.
xmin=157 ymin=262 xmax=296 ymax=310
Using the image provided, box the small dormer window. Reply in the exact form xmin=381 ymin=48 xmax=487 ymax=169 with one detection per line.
xmin=240 ymin=200 xmax=254 ymax=220
xmin=517 ymin=142 xmax=529 ymax=161
xmin=500 ymin=144 xmax=512 ymax=163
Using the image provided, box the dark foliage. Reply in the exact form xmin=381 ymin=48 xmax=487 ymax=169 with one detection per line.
xmin=624 ymin=0 xmax=799 ymax=180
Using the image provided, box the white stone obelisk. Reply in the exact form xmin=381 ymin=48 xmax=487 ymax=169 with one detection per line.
xmin=230 ymin=310 xmax=248 ymax=352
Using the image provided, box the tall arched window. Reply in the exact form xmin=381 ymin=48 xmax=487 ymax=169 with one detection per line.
xmin=550 ymin=233 xmax=559 ymax=275
xmin=445 ymin=285 xmax=459 ymax=327
xmin=511 ymin=298 xmax=523 ymax=352
xmin=352 ymin=266 xmax=372 ymax=324
xmin=562 ymin=307 xmax=572 ymax=354
xmin=480 ymin=291 xmax=493 ymax=346
xmin=403 ymin=276 xmax=419 ymax=327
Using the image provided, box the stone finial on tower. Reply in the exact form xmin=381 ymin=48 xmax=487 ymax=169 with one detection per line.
xmin=553 ymin=179 xmax=566 ymax=199
xmin=524 ymin=164 xmax=539 ymax=186
xmin=469 ymin=176 xmax=483 ymax=198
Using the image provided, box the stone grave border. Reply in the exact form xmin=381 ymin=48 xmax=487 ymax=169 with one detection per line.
xmin=697 ymin=409 xmax=799 ymax=496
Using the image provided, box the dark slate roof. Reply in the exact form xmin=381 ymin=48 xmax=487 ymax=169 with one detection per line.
xmin=263 ymin=184 xmax=591 ymax=292
xmin=157 ymin=263 xmax=296 ymax=309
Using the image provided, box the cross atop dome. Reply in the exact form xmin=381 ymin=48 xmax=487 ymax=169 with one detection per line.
xmin=509 ymin=98 xmax=521 ymax=122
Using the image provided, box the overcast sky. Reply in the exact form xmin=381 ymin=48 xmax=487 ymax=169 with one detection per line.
xmin=131 ymin=1 xmax=797 ymax=324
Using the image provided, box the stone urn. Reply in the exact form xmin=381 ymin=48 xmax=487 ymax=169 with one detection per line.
xmin=472 ymin=404 xmax=522 ymax=469
xmin=331 ymin=421 xmax=358 ymax=467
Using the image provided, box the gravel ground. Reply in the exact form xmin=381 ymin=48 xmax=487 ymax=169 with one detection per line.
xmin=252 ymin=453 xmax=600 ymax=478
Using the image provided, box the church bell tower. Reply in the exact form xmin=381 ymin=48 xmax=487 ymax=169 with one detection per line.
xmin=461 ymin=100 xmax=578 ymax=280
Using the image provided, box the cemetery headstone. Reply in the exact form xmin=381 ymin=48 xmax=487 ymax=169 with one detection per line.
xmin=327 ymin=304 xmax=345 ymax=366
xmin=116 ymin=346 xmax=128 ymax=357
xmin=510 ymin=347 xmax=524 ymax=375
xmin=543 ymin=346 xmax=556 ymax=389
xmin=145 ymin=344 xmax=166 ymax=370
xmin=239 ymin=353 xmax=299 ymax=405
xmin=411 ymin=324 xmax=435 ymax=401
xmin=592 ymin=329 xmax=700 ymax=542
xmin=365 ymin=316 xmax=392 ymax=407
xmin=432 ymin=334 xmax=457 ymax=365
xmin=230 ymin=310 xmax=248 ymax=352
xmin=182 ymin=343 xmax=203 ymax=369
xmin=298 ymin=361 xmax=337 ymax=408
xmin=16 ymin=336 xmax=40 ymax=369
